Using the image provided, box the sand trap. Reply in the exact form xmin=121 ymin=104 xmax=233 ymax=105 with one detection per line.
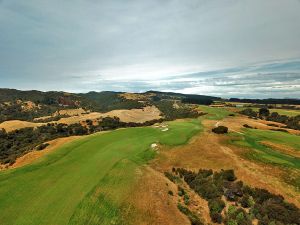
xmin=151 ymin=143 xmax=158 ymax=149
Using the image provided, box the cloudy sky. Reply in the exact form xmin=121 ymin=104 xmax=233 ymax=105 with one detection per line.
xmin=0 ymin=0 xmax=300 ymax=98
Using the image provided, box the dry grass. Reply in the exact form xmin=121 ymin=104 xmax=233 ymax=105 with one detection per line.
xmin=151 ymin=117 xmax=300 ymax=208
xmin=33 ymin=108 xmax=89 ymax=121
xmin=58 ymin=106 xmax=161 ymax=124
xmin=1 ymin=106 xmax=162 ymax=132
xmin=219 ymin=116 xmax=300 ymax=135
xmin=126 ymin=166 xmax=190 ymax=225
xmin=119 ymin=92 xmax=154 ymax=101
xmin=0 ymin=120 xmax=45 ymax=132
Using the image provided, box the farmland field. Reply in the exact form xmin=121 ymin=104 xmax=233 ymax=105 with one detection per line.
xmin=0 ymin=119 xmax=202 ymax=225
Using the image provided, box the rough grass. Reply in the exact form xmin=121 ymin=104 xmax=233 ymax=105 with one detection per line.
xmin=0 ymin=119 xmax=202 ymax=225
xmin=198 ymin=106 xmax=233 ymax=120
xmin=229 ymin=129 xmax=300 ymax=169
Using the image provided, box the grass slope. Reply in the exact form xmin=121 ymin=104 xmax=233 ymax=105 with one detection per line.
xmin=198 ymin=106 xmax=233 ymax=120
xmin=230 ymin=129 xmax=300 ymax=169
xmin=0 ymin=119 xmax=201 ymax=225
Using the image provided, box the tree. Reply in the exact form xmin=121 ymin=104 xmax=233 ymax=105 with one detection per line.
xmin=212 ymin=126 xmax=228 ymax=134
xmin=259 ymin=108 xmax=270 ymax=117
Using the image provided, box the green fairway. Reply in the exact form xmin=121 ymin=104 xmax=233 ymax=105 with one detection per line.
xmin=229 ymin=128 xmax=300 ymax=169
xmin=0 ymin=119 xmax=202 ymax=225
xmin=198 ymin=105 xmax=233 ymax=120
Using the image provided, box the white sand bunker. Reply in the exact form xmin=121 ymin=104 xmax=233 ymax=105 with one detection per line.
xmin=153 ymin=123 xmax=169 ymax=132
xmin=151 ymin=143 xmax=158 ymax=149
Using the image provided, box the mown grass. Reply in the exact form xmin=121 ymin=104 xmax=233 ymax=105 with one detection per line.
xmin=229 ymin=129 xmax=300 ymax=169
xmin=0 ymin=119 xmax=202 ymax=225
xmin=198 ymin=106 xmax=233 ymax=120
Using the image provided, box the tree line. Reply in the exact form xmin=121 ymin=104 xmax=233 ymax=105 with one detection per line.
xmin=240 ymin=108 xmax=300 ymax=130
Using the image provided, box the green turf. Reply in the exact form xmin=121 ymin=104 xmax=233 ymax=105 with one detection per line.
xmin=198 ymin=105 xmax=233 ymax=120
xmin=229 ymin=129 xmax=300 ymax=169
xmin=0 ymin=119 xmax=202 ymax=225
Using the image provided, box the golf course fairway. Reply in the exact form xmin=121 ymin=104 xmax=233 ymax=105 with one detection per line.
xmin=0 ymin=119 xmax=201 ymax=225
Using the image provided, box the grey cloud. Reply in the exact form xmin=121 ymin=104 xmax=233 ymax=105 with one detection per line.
xmin=0 ymin=0 xmax=300 ymax=98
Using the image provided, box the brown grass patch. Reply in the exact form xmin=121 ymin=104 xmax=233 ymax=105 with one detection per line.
xmin=127 ymin=166 xmax=190 ymax=225
xmin=217 ymin=116 xmax=300 ymax=135
xmin=57 ymin=106 xmax=161 ymax=124
xmin=2 ymin=106 xmax=162 ymax=132
xmin=119 ymin=92 xmax=154 ymax=101
xmin=0 ymin=120 xmax=44 ymax=132
xmin=151 ymin=118 xmax=300 ymax=207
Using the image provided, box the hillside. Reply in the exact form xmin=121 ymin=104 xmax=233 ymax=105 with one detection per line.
xmin=0 ymin=88 xmax=217 ymax=123
xmin=0 ymin=89 xmax=300 ymax=225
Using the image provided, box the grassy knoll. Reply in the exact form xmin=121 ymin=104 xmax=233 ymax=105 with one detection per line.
xmin=198 ymin=105 xmax=233 ymax=120
xmin=0 ymin=119 xmax=202 ymax=225
xmin=229 ymin=128 xmax=300 ymax=169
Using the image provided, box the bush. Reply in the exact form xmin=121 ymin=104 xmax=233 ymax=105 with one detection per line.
xmin=210 ymin=212 xmax=223 ymax=223
xmin=259 ymin=108 xmax=270 ymax=117
xmin=184 ymin=193 xmax=190 ymax=205
xmin=208 ymin=198 xmax=225 ymax=213
xmin=270 ymin=128 xmax=288 ymax=133
xmin=243 ymin=124 xmax=252 ymax=128
xmin=222 ymin=169 xmax=237 ymax=181
xmin=212 ymin=126 xmax=228 ymax=134
xmin=36 ymin=143 xmax=50 ymax=151
xmin=177 ymin=203 xmax=204 ymax=225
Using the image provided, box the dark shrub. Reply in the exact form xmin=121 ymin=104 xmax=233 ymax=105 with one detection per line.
xmin=208 ymin=198 xmax=225 ymax=213
xmin=222 ymin=169 xmax=237 ymax=181
xmin=212 ymin=126 xmax=228 ymax=134
xmin=177 ymin=203 xmax=204 ymax=225
xmin=36 ymin=143 xmax=50 ymax=151
xmin=259 ymin=108 xmax=270 ymax=117
xmin=210 ymin=212 xmax=223 ymax=223
xmin=270 ymin=129 xmax=288 ymax=133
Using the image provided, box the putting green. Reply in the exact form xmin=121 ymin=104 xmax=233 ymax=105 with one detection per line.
xmin=0 ymin=119 xmax=202 ymax=225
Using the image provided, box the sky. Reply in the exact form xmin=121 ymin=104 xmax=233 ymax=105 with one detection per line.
xmin=0 ymin=0 xmax=300 ymax=98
